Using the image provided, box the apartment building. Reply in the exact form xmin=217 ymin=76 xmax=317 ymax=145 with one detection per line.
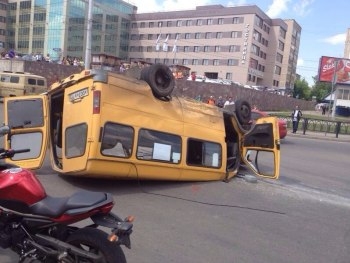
xmin=5 ymin=0 xmax=136 ymax=62
xmin=129 ymin=5 xmax=301 ymax=91
xmin=0 ymin=0 xmax=6 ymax=53
xmin=344 ymin=28 xmax=350 ymax=59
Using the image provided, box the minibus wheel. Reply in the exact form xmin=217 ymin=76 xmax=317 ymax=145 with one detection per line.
xmin=235 ymin=99 xmax=251 ymax=125
xmin=141 ymin=64 xmax=175 ymax=98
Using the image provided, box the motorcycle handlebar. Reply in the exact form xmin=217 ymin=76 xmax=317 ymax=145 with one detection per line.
xmin=13 ymin=149 xmax=31 ymax=154
xmin=0 ymin=148 xmax=30 ymax=159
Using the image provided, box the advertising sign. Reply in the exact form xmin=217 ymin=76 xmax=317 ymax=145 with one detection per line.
xmin=318 ymin=56 xmax=350 ymax=84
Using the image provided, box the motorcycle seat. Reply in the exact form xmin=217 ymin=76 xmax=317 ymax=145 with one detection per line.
xmin=29 ymin=191 xmax=112 ymax=218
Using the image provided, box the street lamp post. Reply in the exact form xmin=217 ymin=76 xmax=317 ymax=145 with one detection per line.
xmin=84 ymin=0 xmax=93 ymax=70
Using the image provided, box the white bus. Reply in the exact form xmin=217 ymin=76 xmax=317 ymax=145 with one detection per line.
xmin=0 ymin=71 xmax=47 ymax=97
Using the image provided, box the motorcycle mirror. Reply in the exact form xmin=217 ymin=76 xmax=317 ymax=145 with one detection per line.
xmin=0 ymin=125 xmax=10 ymax=136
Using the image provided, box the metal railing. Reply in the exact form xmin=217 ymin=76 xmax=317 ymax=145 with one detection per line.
xmin=272 ymin=115 xmax=350 ymax=138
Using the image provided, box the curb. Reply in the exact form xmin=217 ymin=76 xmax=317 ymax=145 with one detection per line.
xmin=288 ymin=132 xmax=350 ymax=143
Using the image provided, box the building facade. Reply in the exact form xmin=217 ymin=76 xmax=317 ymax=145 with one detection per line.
xmin=0 ymin=0 xmax=6 ymax=54
xmin=5 ymin=0 xmax=136 ymax=63
xmin=129 ymin=5 xmax=301 ymax=91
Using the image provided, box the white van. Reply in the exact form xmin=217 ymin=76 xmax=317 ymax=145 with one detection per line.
xmin=0 ymin=71 xmax=47 ymax=97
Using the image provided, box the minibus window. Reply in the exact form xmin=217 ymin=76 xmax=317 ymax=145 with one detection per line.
xmin=10 ymin=76 xmax=19 ymax=83
xmin=65 ymin=123 xmax=87 ymax=158
xmin=37 ymin=79 xmax=45 ymax=86
xmin=10 ymin=132 xmax=42 ymax=160
xmin=187 ymin=139 xmax=222 ymax=168
xmin=28 ymin=78 xmax=36 ymax=85
xmin=101 ymin=122 xmax=134 ymax=158
xmin=137 ymin=129 xmax=181 ymax=163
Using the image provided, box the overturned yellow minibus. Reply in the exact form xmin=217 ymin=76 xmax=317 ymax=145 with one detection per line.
xmin=3 ymin=64 xmax=280 ymax=181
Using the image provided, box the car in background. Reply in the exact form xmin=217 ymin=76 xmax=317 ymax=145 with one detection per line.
xmin=251 ymin=109 xmax=287 ymax=139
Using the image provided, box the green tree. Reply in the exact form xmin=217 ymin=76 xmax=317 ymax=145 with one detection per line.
xmin=310 ymin=77 xmax=332 ymax=102
xmin=293 ymin=78 xmax=311 ymax=100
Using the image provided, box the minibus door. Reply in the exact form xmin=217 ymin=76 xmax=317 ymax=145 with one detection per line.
xmin=60 ymin=85 xmax=92 ymax=173
xmin=241 ymin=116 xmax=280 ymax=179
xmin=3 ymin=95 xmax=49 ymax=170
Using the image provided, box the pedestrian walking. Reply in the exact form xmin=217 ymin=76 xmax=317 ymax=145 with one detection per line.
xmin=291 ymin=105 xmax=302 ymax=133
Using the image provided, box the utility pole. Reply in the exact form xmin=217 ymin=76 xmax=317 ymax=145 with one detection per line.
xmin=84 ymin=0 xmax=93 ymax=69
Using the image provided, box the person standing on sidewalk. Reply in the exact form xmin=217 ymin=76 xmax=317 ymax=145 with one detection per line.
xmin=291 ymin=105 xmax=303 ymax=133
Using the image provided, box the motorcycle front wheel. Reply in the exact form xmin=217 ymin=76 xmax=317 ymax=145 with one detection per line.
xmin=65 ymin=227 xmax=127 ymax=263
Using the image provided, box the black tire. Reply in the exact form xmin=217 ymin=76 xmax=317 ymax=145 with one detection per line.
xmin=235 ymin=99 xmax=251 ymax=125
xmin=66 ymin=227 xmax=126 ymax=263
xmin=140 ymin=64 xmax=175 ymax=98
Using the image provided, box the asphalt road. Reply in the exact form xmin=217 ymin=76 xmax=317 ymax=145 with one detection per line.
xmin=0 ymin=105 xmax=350 ymax=262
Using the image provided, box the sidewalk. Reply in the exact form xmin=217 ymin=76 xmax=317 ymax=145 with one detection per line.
xmin=288 ymin=130 xmax=350 ymax=142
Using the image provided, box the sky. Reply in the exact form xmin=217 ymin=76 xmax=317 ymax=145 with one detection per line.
xmin=128 ymin=0 xmax=349 ymax=86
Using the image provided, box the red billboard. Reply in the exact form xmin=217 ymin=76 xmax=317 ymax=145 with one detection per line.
xmin=318 ymin=56 xmax=350 ymax=84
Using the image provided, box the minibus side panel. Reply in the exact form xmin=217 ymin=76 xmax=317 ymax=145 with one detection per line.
xmin=3 ymin=95 xmax=49 ymax=169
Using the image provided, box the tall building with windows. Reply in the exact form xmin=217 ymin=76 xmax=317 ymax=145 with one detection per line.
xmin=0 ymin=0 xmax=6 ymax=53
xmin=6 ymin=0 xmax=136 ymax=63
xmin=344 ymin=28 xmax=350 ymax=59
xmin=129 ymin=5 xmax=301 ymax=90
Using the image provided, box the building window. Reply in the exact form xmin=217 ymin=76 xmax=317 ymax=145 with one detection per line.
xmin=205 ymin=32 xmax=211 ymax=39
xmin=140 ymin=22 xmax=145 ymax=28
xmin=226 ymin=73 xmax=232 ymax=80
xmin=207 ymin=19 xmax=213 ymax=25
xmin=194 ymin=46 xmax=200 ymax=52
xmin=214 ymin=46 xmax=220 ymax=52
xmin=279 ymin=28 xmax=286 ymax=39
xmin=148 ymin=34 xmax=152 ymax=40
xmin=158 ymin=22 xmax=163 ymax=27
xmin=196 ymin=19 xmax=202 ymax=26
xmin=147 ymin=46 xmax=152 ymax=52
xmin=228 ymin=59 xmax=238 ymax=66
xmin=186 ymin=20 xmax=192 ymax=26
xmin=249 ymin=58 xmax=258 ymax=69
xmin=187 ymin=139 xmax=222 ymax=168
xmin=183 ymin=59 xmax=189 ymax=65
xmin=149 ymin=22 xmax=154 ymax=28
xmin=231 ymin=31 xmax=241 ymax=38
xmin=192 ymin=59 xmax=199 ymax=65
xmin=218 ymin=18 xmax=224 ymax=25
xmin=185 ymin=33 xmax=191 ymax=39
xmin=213 ymin=59 xmax=219 ymax=66
xmin=177 ymin=20 xmax=182 ymax=27
xmin=204 ymin=46 xmax=210 ymax=52
xmin=167 ymin=21 xmax=172 ymax=27
xmin=276 ymin=53 xmax=283 ymax=63
xmin=251 ymin=44 xmax=260 ymax=56
xmin=229 ymin=45 xmax=240 ymax=52
xmin=275 ymin=65 xmax=281 ymax=75
xmin=216 ymin=32 xmax=222 ymax=39
xmin=184 ymin=46 xmax=190 ymax=52
xmin=278 ymin=41 xmax=285 ymax=51
xmin=232 ymin=17 xmax=243 ymax=24
xmin=195 ymin=33 xmax=201 ymax=39
xmin=203 ymin=59 xmax=209 ymax=65
xmin=137 ymin=129 xmax=181 ymax=163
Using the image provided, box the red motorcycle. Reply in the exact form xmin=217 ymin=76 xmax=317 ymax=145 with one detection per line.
xmin=0 ymin=125 xmax=133 ymax=262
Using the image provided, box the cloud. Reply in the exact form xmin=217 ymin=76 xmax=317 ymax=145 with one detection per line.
xmin=293 ymin=0 xmax=315 ymax=17
xmin=133 ymin=0 xmax=213 ymax=13
xmin=227 ymin=0 xmax=248 ymax=6
xmin=322 ymin=33 xmax=346 ymax=45
xmin=297 ymin=58 xmax=304 ymax=66
xmin=266 ymin=0 xmax=291 ymax=18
